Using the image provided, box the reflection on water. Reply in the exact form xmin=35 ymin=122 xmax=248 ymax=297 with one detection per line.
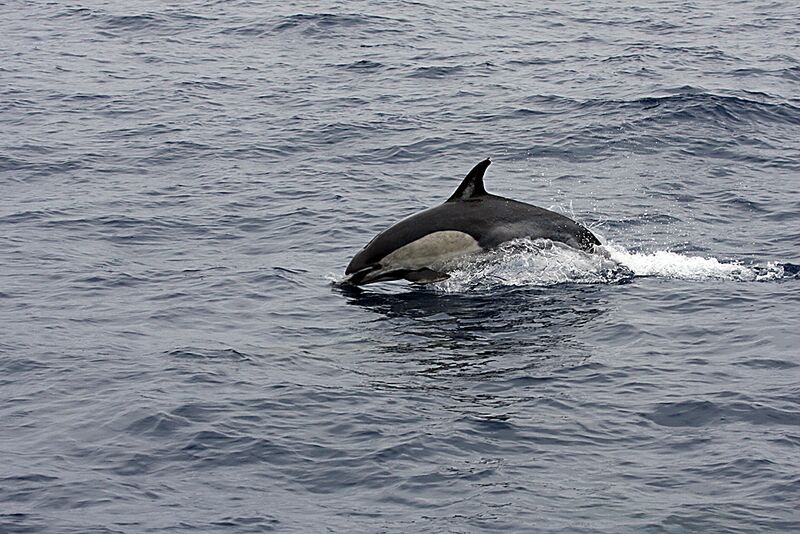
xmin=337 ymin=283 xmax=609 ymax=378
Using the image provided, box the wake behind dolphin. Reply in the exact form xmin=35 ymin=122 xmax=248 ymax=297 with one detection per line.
xmin=345 ymin=159 xmax=600 ymax=285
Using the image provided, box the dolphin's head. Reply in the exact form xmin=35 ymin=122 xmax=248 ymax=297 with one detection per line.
xmin=345 ymin=231 xmax=413 ymax=285
xmin=344 ymin=224 xmax=482 ymax=286
xmin=344 ymin=241 xmax=386 ymax=285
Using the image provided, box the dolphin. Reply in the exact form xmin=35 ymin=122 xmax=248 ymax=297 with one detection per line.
xmin=344 ymin=158 xmax=600 ymax=285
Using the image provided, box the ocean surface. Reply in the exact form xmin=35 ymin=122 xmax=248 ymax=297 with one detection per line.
xmin=2 ymin=0 xmax=800 ymax=532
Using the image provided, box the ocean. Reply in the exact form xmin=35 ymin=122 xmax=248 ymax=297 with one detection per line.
xmin=2 ymin=0 xmax=799 ymax=531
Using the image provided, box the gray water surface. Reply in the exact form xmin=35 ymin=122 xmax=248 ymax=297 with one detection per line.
xmin=2 ymin=1 xmax=800 ymax=532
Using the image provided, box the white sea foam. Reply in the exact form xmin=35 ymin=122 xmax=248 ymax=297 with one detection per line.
xmin=432 ymin=238 xmax=789 ymax=292
xmin=603 ymin=242 xmax=786 ymax=282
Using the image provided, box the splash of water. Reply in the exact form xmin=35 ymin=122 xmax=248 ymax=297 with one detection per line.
xmin=432 ymin=239 xmax=793 ymax=292
xmin=603 ymin=243 xmax=790 ymax=282
xmin=436 ymin=239 xmax=633 ymax=292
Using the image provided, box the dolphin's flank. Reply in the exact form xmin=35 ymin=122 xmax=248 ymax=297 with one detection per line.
xmin=344 ymin=159 xmax=600 ymax=285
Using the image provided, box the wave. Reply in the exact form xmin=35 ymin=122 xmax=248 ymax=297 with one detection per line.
xmin=225 ymin=12 xmax=405 ymax=37
xmin=522 ymin=88 xmax=800 ymax=126
xmin=274 ymin=12 xmax=398 ymax=32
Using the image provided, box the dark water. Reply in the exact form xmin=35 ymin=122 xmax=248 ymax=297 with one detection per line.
xmin=2 ymin=1 xmax=800 ymax=532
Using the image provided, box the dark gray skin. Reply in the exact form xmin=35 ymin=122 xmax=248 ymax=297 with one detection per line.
xmin=345 ymin=159 xmax=600 ymax=285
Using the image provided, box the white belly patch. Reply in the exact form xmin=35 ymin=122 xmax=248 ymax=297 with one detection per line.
xmin=381 ymin=231 xmax=482 ymax=270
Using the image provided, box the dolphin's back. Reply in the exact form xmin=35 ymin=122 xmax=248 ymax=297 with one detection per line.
xmin=474 ymin=195 xmax=600 ymax=251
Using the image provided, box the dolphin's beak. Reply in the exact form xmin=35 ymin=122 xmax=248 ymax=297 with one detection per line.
xmin=343 ymin=264 xmax=381 ymax=285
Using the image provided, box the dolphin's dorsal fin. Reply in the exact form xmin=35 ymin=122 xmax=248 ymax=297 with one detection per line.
xmin=447 ymin=158 xmax=491 ymax=202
